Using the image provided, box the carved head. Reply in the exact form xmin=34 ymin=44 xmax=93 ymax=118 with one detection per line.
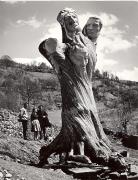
xmin=82 ymin=17 xmax=102 ymax=42
xmin=57 ymin=8 xmax=81 ymax=43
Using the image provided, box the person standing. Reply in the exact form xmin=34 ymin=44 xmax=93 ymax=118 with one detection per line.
xmin=19 ymin=102 xmax=29 ymax=140
xmin=37 ymin=105 xmax=51 ymax=140
xmin=31 ymin=107 xmax=41 ymax=140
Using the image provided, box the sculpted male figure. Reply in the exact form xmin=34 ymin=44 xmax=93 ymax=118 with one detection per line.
xmin=38 ymin=8 xmax=127 ymax=170
xmin=83 ymin=17 xmax=102 ymax=46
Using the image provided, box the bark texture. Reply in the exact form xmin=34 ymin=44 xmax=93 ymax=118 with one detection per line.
xmin=38 ymin=34 xmax=115 ymax=166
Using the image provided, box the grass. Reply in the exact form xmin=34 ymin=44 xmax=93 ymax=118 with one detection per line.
xmin=48 ymin=109 xmax=62 ymax=127
xmin=28 ymin=72 xmax=57 ymax=80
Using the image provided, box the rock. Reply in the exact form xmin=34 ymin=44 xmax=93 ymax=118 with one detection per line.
xmin=0 ymin=171 xmax=3 ymax=178
xmin=5 ymin=172 xmax=12 ymax=178
xmin=68 ymin=167 xmax=101 ymax=179
xmin=109 ymin=172 xmax=120 ymax=179
xmin=3 ymin=169 xmax=8 ymax=173
xmin=120 ymin=150 xmax=129 ymax=158
xmin=120 ymin=172 xmax=128 ymax=179
xmin=15 ymin=158 xmax=21 ymax=163
xmin=104 ymin=92 xmax=117 ymax=100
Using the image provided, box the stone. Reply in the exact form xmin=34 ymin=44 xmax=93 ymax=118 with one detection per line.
xmin=21 ymin=178 xmax=25 ymax=180
xmin=127 ymin=165 xmax=138 ymax=180
xmin=120 ymin=150 xmax=129 ymax=158
xmin=130 ymin=165 xmax=138 ymax=173
xmin=0 ymin=172 xmax=3 ymax=178
xmin=120 ymin=172 xmax=128 ymax=179
xmin=68 ymin=167 xmax=103 ymax=179
xmin=109 ymin=172 xmax=120 ymax=179
xmin=5 ymin=173 xmax=12 ymax=178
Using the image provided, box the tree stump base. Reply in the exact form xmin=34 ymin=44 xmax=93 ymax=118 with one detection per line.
xmin=67 ymin=166 xmax=108 ymax=179
xmin=66 ymin=164 xmax=138 ymax=180
xmin=39 ymin=162 xmax=138 ymax=180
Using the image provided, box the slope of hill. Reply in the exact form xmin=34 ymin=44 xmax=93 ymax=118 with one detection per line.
xmin=0 ymin=158 xmax=73 ymax=180
xmin=0 ymin=109 xmax=138 ymax=180
xmin=0 ymin=59 xmax=138 ymax=134
xmin=0 ymin=55 xmax=17 ymax=68
xmin=0 ymin=59 xmax=138 ymax=179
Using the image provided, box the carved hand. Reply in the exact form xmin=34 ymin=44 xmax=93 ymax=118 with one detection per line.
xmin=44 ymin=38 xmax=58 ymax=54
xmin=44 ymin=38 xmax=66 ymax=55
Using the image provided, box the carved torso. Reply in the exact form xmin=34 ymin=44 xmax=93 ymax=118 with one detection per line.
xmin=39 ymin=33 xmax=97 ymax=112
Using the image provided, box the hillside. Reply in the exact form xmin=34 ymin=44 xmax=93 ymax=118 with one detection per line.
xmin=0 ymin=60 xmax=138 ymax=179
xmin=0 ymin=109 xmax=138 ymax=180
xmin=0 ymin=65 xmax=60 ymax=111
xmin=0 ymin=60 xmax=138 ymax=134
xmin=0 ymin=158 xmax=73 ymax=180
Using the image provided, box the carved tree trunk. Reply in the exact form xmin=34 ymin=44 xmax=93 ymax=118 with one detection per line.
xmin=38 ymin=36 xmax=112 ymax=166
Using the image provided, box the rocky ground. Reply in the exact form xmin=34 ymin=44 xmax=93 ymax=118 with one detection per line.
xmin=0 ymin=108 xmax=69 ymax=180
xmin=0 ymin=108 xmax=138 ymax=180
xmin=0 ymin=158 xmax=73 ymax=180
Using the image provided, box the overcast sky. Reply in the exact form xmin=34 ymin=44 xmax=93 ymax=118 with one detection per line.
xmin=0 ymin=0 xmax=138 ymax=81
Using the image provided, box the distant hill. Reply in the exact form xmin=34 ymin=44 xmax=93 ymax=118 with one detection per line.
xmin=0 ymin=56 xmax=138 ymax=134
xmin=0 ymin=56 xmax=138 ymax=112
xmin=0 ymin=55 xmax=17 ymax=68
xmin=0 ymin=56 xmax=60 ymax=112
xmin=0 ymin=55 xmax=138 ymax=119
xmin=1 ymin=55 xmax=13 ymax=61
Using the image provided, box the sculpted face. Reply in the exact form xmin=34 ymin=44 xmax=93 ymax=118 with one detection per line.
xmin=64 ymin=13 xmax=80 ymax=33
xmin=86 ymin=18 xmax=101 ymax=39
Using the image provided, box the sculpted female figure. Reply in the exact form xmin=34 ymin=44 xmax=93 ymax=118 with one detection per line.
xmin=38 ymin=8 xmax=127 ymax=169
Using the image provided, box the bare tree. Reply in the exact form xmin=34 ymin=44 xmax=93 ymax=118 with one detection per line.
xmin=19 ymin=77 xmax=42 ymax=107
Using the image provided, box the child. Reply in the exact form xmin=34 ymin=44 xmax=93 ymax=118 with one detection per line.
xmin=31 ymin=107 xmax=41 ymax=140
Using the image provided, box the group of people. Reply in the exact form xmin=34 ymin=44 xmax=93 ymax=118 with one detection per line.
xmin=18 ymin=102 xmax=52 ymax=140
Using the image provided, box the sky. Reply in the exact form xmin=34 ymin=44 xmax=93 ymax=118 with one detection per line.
xmin=0 ymin=1 xmax=138 ymax=81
